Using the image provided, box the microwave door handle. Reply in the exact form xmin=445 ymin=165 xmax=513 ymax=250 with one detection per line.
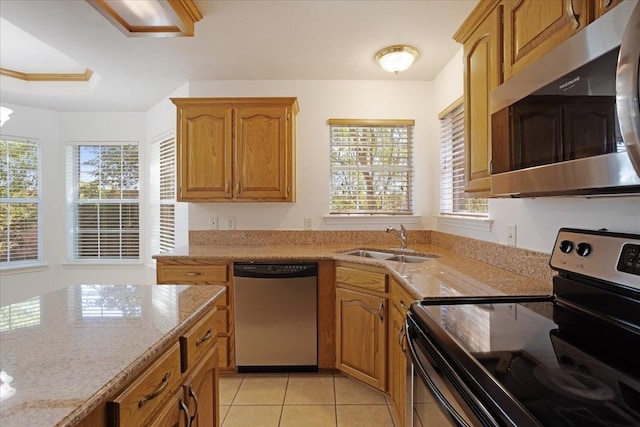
xmin=406 ymin=334 xmax=472 ymax=427
xmin=616 ymin=1 xmax=640 ymax=177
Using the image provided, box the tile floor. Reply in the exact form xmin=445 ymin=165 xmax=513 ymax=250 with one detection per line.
xmin=219 ymin=372 xmax=397 ymax=427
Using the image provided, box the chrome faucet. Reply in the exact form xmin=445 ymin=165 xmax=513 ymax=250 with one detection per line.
xmin=385 ymin=224 xmax=407 ymax=250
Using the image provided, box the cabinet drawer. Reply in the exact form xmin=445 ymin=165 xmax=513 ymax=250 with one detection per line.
xmin=108 ymin=342 xmax=182 ymax=427
xmin=180 ymin=310 xmax=217 ymax=373
xmin=157 ymin=263 xmax=228 ymax=284
xmin=390 ymin=282 xmax=415 ymax=315
xmin=336 ymin=266 xmax=388 ymax=292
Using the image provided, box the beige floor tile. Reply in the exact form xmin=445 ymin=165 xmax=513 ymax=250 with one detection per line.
xmin=222 ymin=405 xmax=282 ymax=427
xmin=334 ymin=375 xmax=387 ymax=405
xmin=219 ymin=374 xmax=245 ymax=405
xmin=336 ymin=405 xmax=395 ymax=427
xmin=414 ymin=402 xmax=452 ymax=426
xmin=219 ymin=405 xmax=231 ymax=424
xmin=279 ymin=405 xmax=337 ymax=427
xmin=284 ymin=374 xmax=335 ymax=405
xmin=233 ymin=374 xmax=289 ymax=405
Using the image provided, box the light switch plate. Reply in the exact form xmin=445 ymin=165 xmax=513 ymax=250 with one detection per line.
xmin=507 ymin=224 xmax=517 ymax=246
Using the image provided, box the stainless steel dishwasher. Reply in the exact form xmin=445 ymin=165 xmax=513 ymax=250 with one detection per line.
xmin=233 ymin=261 xmax=318 ymax=373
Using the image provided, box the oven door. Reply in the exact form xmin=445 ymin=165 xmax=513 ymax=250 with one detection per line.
xmin=406 ymin=314 xmax=495 ymax=427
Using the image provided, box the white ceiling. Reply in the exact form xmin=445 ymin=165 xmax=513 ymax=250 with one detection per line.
xmin=0 ymin=0 xmax=477 ymax=112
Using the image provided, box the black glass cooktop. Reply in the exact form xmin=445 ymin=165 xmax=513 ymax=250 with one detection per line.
xmin=412 ymin=297 xmax=640 ymax=426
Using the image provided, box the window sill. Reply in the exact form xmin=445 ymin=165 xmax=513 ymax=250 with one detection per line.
xmin=434 ymin=214 xmax=493 ymax=232
xmin=62 ymin=261 xmax=144 ymax=269
xmin=0 ymin=262 xmax=50 ymax=276
xmin=323 ymin=215 xmax=422 ymax=226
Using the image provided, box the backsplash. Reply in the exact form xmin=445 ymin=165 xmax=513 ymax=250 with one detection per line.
xmin=430 ymin=231 xmax=554 ymax=284
xmin=190 ymin=230 xmax=432 ymax=246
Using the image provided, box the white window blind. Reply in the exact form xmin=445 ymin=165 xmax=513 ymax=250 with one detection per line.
xmin=329 ymin=119 xmax=414 ymax=214
xmin=0 ymin=138 xmax=40 ymax=265
xmin=439 ymin=102 xmax=488 ymax=215
xmin=151 ymin=136 xmax=176 ymax=254
xmin=66 ymin=143 xmax=139 ymax=261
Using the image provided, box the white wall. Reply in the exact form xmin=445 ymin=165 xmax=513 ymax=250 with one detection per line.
xmin=431 ymin=49 xmax=640 ymax=253
xmin=183 ymin=79 xmax=433 ymax=231
xmin=1 ymin=105 xmax=155 ymax=305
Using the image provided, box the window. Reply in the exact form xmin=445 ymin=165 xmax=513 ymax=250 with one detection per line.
xmin=0 ymin=138 xmax=40 ymax=266
xmin=329 ymin=119 xmax=414 ymax=214
xmin=439 ymin=100 xmax=488 ymax=215
xmin=150 ymin=136 xmax=176 ymax=254
xmin=66 ymin=143 xmax=139 ymax=261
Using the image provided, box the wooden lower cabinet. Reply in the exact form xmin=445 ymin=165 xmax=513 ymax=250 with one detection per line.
xmin=389 ymin=305 xmax=408 ymax=427
xmin=157 ymin=260 xmax=235 ymax=370
xmin=183 ymin=347 xmax=219 ymax=427
xmin=147 ymin=390 xmax=189 ymax=427
xmin=336 ymin=286 xmax=387 ymax=391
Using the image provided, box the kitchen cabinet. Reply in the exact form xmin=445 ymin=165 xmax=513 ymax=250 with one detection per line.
xmin=335 ymin=262 xmax=388 ymax=391
xmin=503 ymin=0 xmax=591 ymax=80
xmin=388 ymin=278 xmax=414 ymax=427
xmin=107 ymin=309 xmax=219 ymax=426
xmin=157 ymin=260 xmax=235 ymax=369
xmin=594 ymin=0 xmax=623 ymax=18
xmin=172 ymin=97 xmax=298 ymax=202
xmin=454 ymin=1 xmax=502 ymax=196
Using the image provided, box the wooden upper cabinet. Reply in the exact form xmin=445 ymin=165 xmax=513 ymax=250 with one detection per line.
xmin=177 ymin=106 xmax=232 ymax=200
xmin=503 ymin=0 xmax=591 ymax=80
xmin=594 ymin=0 xmax=623 ymax=18
xmin=235 ymin=107 xmax=291 ymax=200
xmin=172 ymin=97 xmax=298 ymax=202
xmin=455 ymin=2 xmax=502 ymax=195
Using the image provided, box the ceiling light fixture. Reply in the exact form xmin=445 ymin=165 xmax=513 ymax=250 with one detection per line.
xmin=86 ymin=0 xmax=203 ymax=37
xmin=0 ymin=107 xmax=13 ymax=127
xmin=375 ymin=45 xmax=419 ymax=74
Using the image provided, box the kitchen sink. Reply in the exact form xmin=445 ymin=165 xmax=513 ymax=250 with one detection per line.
xmin=341 ymin=249 xmax=437 ymax=264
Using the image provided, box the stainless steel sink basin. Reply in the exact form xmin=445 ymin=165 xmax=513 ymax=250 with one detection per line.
xmin=341 ymin=249 xmax=437 ymax=264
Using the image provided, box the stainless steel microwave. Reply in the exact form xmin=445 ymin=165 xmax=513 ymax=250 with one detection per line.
xmin=490 ymin=0 xmax=640 ymax=197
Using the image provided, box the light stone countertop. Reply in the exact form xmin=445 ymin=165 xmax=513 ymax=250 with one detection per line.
xmin=155 ymin=243 xmax=553 ymax=299
xmin=0 ymin=284 xmax=226 ymax=427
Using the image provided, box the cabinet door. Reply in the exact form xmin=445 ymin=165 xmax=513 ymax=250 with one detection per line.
xmin=148 ymin=390 xmax=190 ymax=427
xmin=177 ymin=106 xmax=233 ymax=201
xmin=336 ymin=287 xmax=387 ymax=391
xmin=463 ymin=5 xmax=502 ymax=195
xmin=234 ymin=107 xmax=292 ymax=200
xmin=183 ymin=347 xmax=219 ymax=427
xmin=594 ymin=0 xmax=623 ymax=18
xmin=388 ymin=305 xmax=407 ymax=427
xmin=504 ymin=0 xmax=590 ymax=79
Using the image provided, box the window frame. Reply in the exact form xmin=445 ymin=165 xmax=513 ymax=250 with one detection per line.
xmin=439 ymin=99 xmax=488 ymax=217
xmin=65 ymin=141 xmax=140 ymax=263
xmin=328 ymin=118 xmax=415 ymax=215
xmin=0 ymin=137 xmax=42 ymax=268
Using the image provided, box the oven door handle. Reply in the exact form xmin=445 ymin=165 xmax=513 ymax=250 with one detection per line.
xmin=407 ymin=332 xmax=472 ymax=427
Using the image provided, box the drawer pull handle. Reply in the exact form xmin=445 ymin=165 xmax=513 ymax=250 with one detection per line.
xmin=196 ymin=329 xmax=213 ymax=346
xmin=567 ymin=0 xmax=580 ymax=29
xmin=185 ymin=272 xmax=203 ymax=276
xmin=188 ymin=386 xmax=199 ymax=424
xmin=138 ymin=372 xmax=170 ymax=408
xmin=378 ymin=302 xmax=384 ymax=322
xmin=179 ymin=397 xmax=192 ymax=427
xmin=400 ymin=300 xmax=410 ymax=311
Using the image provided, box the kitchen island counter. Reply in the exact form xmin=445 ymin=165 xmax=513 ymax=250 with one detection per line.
xmin=0 ymin=284 xmax=226 ymax=427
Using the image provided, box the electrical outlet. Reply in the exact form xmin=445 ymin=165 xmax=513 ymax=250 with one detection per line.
xmin=209 ymin=216 xmax=219 ymax=230
xmin=225 ymin=217 xmax=236 ymax=230
xmin=507 ymin=224 xmax=517 ymax=247
xmin=304 ymin=217 xmax=313 ymax=230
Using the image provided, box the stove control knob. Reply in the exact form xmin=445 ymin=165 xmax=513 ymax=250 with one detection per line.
xmin=559 ymin=240 xmax=574 ymax=253
xmin=576 ymin=242 xmax=592 ymax=257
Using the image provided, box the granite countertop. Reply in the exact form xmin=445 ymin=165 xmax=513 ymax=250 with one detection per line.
xmin=0 ymin=284 xmax=226 ymax=427
xmin=155 ymin=243 xmax=553 ymax=299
